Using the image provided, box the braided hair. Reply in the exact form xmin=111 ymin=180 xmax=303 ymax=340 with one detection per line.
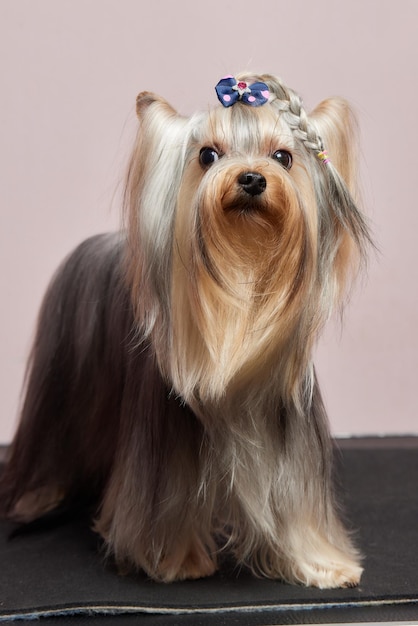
xmin=235 ymin=72 xmax=372 ymax=258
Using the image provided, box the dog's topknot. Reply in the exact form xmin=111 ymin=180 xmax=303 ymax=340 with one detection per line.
xmin=233 ymin=72 xmax=324 ymax=154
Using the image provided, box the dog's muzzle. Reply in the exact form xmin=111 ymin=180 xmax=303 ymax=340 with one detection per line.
xmin=238 ymin=171 xmax=266 ymax=196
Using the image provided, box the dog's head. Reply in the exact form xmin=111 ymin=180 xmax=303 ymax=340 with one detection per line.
xmin=124 ymin=73 xmax=371 ymax=406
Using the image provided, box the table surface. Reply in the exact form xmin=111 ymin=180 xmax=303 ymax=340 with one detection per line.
xmin=1 ymin=437 xmax=417 ymax=625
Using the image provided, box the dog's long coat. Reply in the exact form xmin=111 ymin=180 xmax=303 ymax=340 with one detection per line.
xmin=0 ymin=73 xmax=371 ymax=588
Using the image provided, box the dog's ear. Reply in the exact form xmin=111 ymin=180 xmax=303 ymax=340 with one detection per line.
xmin=310 ymin=98 xmax=358 ymax=197
xmin=134 ymin=91 xmax=188 ymax=147
xmin=136 ymin=91 xmax=178 ymax=119
xmin=124 ymin=90 xmax=190 ymax=323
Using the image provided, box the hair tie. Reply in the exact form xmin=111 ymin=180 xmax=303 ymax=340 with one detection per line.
xmin=215 ymin=76 xmax=270 ymax=108
xmin=317 ymin=150 xmax=331 ymax=165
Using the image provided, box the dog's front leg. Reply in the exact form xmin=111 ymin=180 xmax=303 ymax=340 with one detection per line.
xmin=272 ymin=398 xmax=364 ymax=589
xmin=95 ymin=356 xmax=218 ymax=582
xmin=277 ymin=514 xmax=363 ymax=589
xmin=95 ymin=452 xmax=218 ymax=582
xmin=228 ymin=385 xmax=363 ymax=589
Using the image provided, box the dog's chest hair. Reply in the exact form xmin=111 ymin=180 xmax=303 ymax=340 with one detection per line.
xmin=199 ymin=403 xmax=285 ymax=533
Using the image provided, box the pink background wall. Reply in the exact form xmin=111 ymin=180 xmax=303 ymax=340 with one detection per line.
xmin=1 ymin=0 xmax=417 ymax=442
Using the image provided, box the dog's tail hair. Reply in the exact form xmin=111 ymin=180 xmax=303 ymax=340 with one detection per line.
xmin=0 ymin=233 xmax=131 ymax=520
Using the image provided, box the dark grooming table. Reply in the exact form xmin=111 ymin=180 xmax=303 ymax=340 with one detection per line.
xmin=1 ymin=438 xmax=417 ymax=625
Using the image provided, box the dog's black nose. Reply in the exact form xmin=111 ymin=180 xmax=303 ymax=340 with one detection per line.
xmin=238 ymin=171 xmax=267 ymax=196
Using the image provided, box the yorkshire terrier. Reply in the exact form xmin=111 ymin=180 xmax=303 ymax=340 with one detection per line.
xmin=0 ymin=73 xmax=371 ymax=588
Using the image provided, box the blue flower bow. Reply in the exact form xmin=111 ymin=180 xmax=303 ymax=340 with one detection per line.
xmin=215 ymin=76 xmax=270 ymax=108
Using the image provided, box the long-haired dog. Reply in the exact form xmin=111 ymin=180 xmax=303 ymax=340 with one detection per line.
xmin=0 ymin=73 xmax=371 ymax=588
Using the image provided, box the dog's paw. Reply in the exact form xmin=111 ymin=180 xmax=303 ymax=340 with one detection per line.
xmin=175 ymin=545 xmax=217 ymax=581
xmin=279 ymin=524 xmax=363 ymax=589
xmin=157 ymin=537 xmax=217 ymax=582
xmin=9 ymin=485 xmax=65 ymax=523
xmin=294 ymin=558 xmax=363 ymax=589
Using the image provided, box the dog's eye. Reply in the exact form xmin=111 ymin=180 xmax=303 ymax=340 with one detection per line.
xmin=199 ymin=147 xmax=220 ymax=167
xmin=272 ymin=150 xmax=292 ymax=170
